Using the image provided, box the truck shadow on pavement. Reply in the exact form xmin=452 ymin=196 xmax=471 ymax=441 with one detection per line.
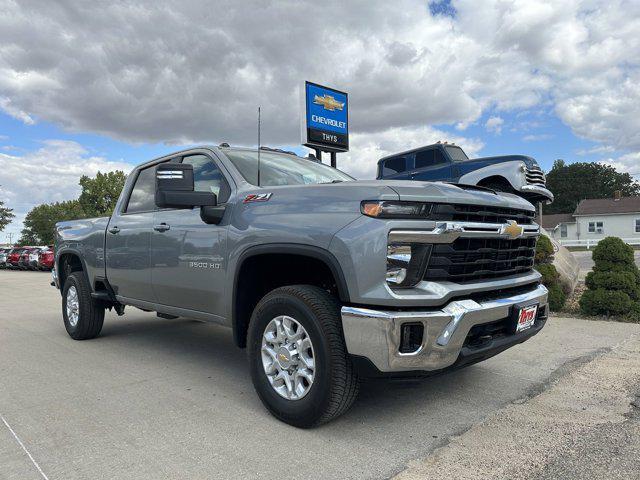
xmin=95 ymin=311 xmax=492 ymax=429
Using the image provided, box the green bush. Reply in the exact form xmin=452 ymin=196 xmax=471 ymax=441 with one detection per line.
xmin=585 ymin=271 xmax=639 ymax=299
xmin=579 ymin=289 xmax=633 ymax=316
xmin=547 ymin=284 xmax=567 ymax=312
xmin=535 ymin=235 xmax=554 ymax=264
xmin=625 ymin=302 xmax=640 ymax=323
xmin=535 ymin=263 xmax=559 ymax=285
xmin=594 ymin=260 xmax=640 ymax=282
xmin=592 ymin=237 xmax=634 ymax=267
xmin=580 ymin=237 xmax=640 ymax=317
xmin=534 ymin=249 xmax=566 ymax=312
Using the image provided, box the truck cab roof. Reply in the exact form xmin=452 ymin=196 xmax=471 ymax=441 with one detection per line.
xmin=378 ymin=143 xmax=468 ymax=164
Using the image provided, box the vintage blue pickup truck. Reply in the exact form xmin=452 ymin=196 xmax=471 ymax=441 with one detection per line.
xmin=376 ymin=143 xmax=553 ymax=204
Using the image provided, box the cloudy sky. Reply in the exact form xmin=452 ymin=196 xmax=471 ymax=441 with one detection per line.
xmin=1 ymin=0 xmax=640 ymax=241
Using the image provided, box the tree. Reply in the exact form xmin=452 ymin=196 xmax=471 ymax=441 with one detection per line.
xmin=0 ymin=197 xmax=14 ymax=233
xmin=19 ymin=200 xmax=86 ymax=245
xmin=544 ymin=160 xmax=640 ymax=214
xmin=78 ymin=170 xmax=127 ymax=217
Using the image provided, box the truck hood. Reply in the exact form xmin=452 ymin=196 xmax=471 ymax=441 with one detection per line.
xmin=376 ymin=180 xmax=535 ymax=212
xmin=244 ymin=180 xmax=535 ymax=213
xmin=466 ymin=154 xmax=539 ymax=169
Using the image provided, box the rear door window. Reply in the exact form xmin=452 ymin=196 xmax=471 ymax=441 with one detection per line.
xmin=382 ymin=157 xmax=407 ymax=175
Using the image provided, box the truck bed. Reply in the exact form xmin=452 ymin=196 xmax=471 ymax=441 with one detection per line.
xmin=55 ymin=216 xmax=110 ymax=284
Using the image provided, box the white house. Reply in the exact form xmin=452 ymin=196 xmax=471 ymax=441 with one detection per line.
xmin=543 ymin=192 xmax=640 ymax=246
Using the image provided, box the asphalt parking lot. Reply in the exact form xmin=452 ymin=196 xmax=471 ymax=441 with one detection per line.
xmin=1 ymin=270 xmax=639 ymax=480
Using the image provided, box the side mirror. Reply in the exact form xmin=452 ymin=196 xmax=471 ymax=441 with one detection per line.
xmin=155 ymin=164 xmax=217 ymax=208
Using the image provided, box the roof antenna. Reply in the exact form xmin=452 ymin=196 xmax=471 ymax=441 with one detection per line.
xmin=257 ymin=106 xmax=261 ymax=187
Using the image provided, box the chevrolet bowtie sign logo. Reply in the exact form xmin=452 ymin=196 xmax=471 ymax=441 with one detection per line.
xmin=313 ymin=94 xmax=345 ymax=111
xmin=501 ymin=220 xmax=524 ymax=239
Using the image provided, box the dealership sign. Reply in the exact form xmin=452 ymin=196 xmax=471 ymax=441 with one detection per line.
xmin=301 ymin=81 xmax=349 ymax=152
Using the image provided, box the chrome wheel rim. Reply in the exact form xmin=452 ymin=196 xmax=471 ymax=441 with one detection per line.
xmin=261 ymin=315 xmax=315 ymax=400
xmin=66 ymin=286 xmax=80 ymax=327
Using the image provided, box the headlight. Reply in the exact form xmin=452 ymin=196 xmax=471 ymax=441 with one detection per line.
xmin=386 ymin=242 xmax=431 ymax=288
xmin=362 ymin=201 xmax=433 ymax=219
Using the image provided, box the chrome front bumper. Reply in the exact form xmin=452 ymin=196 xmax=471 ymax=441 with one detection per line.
xmin=341 ymin=283 xmax=548 ymax=373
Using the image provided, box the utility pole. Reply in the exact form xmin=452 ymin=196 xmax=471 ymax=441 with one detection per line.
xmin=7 ymin=232 xmax=13 ymax=245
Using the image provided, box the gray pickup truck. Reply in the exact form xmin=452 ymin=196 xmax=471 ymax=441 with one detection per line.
xmin=54 ymin=145 xmax=548 ymax=427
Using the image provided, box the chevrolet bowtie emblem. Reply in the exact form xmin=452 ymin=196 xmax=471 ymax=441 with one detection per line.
xmin=501 ymin=220 xmax=524 ymax=239
xmin=313 ymin=94 xmax=344 ymax=111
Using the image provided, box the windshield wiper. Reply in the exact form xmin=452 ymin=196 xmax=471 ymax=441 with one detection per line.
xmin=320 ymin=179 xmax=344 ymax=184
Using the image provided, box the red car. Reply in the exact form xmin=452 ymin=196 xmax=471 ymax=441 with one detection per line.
xmin=7 ymin=247 xmax=26 ymax=269
xmin=38 ymin=247 xmax=55 ymax=271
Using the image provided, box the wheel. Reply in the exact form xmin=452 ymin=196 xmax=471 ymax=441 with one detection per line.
xmin=62 ymin=271 xmax=105 ymax=340
xmin=248 ymin=285 xmax=359 ymax=428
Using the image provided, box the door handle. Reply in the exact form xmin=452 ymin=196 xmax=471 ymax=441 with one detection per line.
xmin=108 ymin=226 xmax=120 ymax=234
xmin=153 ymin=223 xmax=171 ymax=232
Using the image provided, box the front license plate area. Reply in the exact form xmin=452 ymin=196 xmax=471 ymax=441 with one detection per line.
xmin=515 ymin=304 xmax=538 ymax=333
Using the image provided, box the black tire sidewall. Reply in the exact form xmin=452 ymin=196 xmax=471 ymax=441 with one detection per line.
xmin=62 ymin=274 xmax=83 ymax=338
xmin=248 ymin=291 xmax=335 ymax=427
xmin=61 ymin=272 xmax=104 ymax=340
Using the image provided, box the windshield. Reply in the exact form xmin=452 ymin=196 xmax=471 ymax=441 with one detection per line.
xmin=445 ymin=145 xmax=469 ymax=161
xmin=223 ymin=150 xmax=354 ymax=186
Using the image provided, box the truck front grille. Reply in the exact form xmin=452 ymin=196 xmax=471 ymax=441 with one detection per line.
xmin=525 ymin=167 xmax=546 ymax=186
xmin=424 ymin=237 xmax=536 ymax=283
xmin=430 ymin=204 xmax=536 ymax=225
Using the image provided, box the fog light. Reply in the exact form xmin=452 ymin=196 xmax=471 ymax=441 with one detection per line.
xmin=400 ymin=323 xmax=424 ymax=353
xmin=386 ymin=242 xmax=431 ymax=288
xmin=386 ymin=267 xmax=407 ymax=285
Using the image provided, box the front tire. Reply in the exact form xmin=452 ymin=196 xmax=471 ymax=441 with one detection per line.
xmin=248 ymin=285 xmax=359 ymax=428
xmin=62 ymin=272 xmax=105 ymax=340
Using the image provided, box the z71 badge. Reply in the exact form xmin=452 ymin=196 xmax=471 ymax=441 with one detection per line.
xmin=244 ymin=193 xmax=272 ymax=203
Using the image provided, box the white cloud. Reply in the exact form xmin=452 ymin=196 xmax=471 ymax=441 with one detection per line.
xmin=523 ymin=133 xmax=554 ymax=142
xmin=0 ymin=97 xmax=34 ymax=125
xmin=0 ymin=0 xmax=637 ymax=154
xmin=601 ymin=151 xmax=640 ymax=177
xmin=0 ymin=140 xmax=131 ymax=240
xmin=576 ymin=145 xmax=615 ymax=156
xmin=339 ymin=126 xmax=483 ymax=179
xmin=485 ymin=116 xmax=504 ymax=134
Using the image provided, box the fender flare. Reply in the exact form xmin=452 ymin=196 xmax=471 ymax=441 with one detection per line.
xmin=231 ymin=243 xmax=351 ymax=347
xmin=56 ymin=248 xmax=91 ymax=294
xmin=458 ymin=161 xmax=524 ymax=189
